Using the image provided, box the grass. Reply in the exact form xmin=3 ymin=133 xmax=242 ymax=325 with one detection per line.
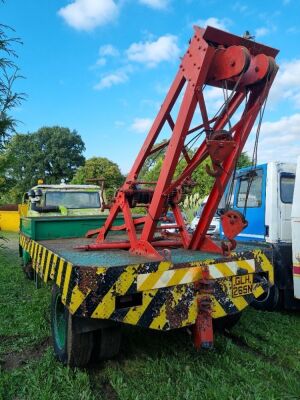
xmin=0 ymin=232 xmax=299 ymax=400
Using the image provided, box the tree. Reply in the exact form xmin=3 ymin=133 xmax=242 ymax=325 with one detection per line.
xmin=139 ymin=148 xmax=252 ymax=203
xmin=72 ymin=157 xmax=125 ymax=202
xmin=139 ymin=145 xmax=214 ymax=200
xmin=0 ymin=22 xmax=24 ymax=149
xmin=0 ymin=3 xmax=24 ymax=244
xmin=237 ymin=151 xmax=252 ymax=169
xmin=1 ymin=126 xmax=85 ymax=202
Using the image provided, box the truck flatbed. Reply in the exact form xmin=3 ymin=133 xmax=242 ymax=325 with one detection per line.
xmin=38 ymin=236 xmax=272 ymax=268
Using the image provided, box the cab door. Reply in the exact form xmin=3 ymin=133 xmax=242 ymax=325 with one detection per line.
xmin=232 ymin=165 xmax=267 ymax=241
xmin=279 ymin=171 xmax=295 ymax=242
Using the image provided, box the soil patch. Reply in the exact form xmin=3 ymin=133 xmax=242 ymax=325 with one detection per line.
xmin=0 ymin=337 xmax=50 ymax=371
xmin=88 ymin=369 xmax=120 ymax=400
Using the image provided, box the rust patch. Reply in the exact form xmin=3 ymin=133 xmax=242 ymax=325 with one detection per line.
xmin=77 ymin=267 xmax=100 ymax=293
xmin=165 ymin=286 xmax=192 ymax=329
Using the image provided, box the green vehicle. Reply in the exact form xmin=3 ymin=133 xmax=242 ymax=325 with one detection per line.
xmin=19 ymin=182 xmax=123 ymax=278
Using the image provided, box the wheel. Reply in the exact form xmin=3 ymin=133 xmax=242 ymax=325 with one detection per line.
xmin=251 ymin=283 xmax=281 ymax=311
xmin=22 ymin=260 xmax=34 ymax=280
xmin=21 ymin=249 xmax=34 ymax=280
xmin=213 ymin=312 xmax=242 ymax=331
xmin=93 ymin=326 xmax=122 ymax=361
xmin=51 ymin=285 xmax=93 ymax=367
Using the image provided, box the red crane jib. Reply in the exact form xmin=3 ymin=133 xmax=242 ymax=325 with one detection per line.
xmin=81 ymin=26 xmax=279 ymax=259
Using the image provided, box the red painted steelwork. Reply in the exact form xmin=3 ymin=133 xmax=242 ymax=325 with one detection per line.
xmin=77 ymin=239 xmax=181 ymax=251
xmin=221 ymin=210 xmax=248 ymax=240
xmin=84 ymin=25 xmax=279 ymax=260
xmin=193 ymin=266 xmax=214 ymax=349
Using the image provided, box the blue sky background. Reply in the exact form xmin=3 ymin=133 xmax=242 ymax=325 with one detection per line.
xmin=2 ymin=0 xmax=300 ymax=172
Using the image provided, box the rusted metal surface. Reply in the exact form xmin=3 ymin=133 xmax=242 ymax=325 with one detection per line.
xmin=0 ymin=204 xmax=18 ymax=211
xmin=193 ymin=266 xmax=214 ymax=349
xmin=38 ymin=235 xmax=273 ymax=268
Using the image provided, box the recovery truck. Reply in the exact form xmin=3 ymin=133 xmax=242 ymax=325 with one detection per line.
xmin=222 ymin=159 xmax=300 ymax=310
xmin=19 ymin=26 xmax=278 ymax=366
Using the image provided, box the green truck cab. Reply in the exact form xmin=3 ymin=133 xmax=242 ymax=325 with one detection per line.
xmin=26 ymin=183 xmax=105 ymax=218
xmin=19 ymin=183 xmax=123 ymax=277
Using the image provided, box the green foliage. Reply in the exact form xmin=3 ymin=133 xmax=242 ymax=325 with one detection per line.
xmin=237 ymin=151 xmax=252 ymax=169
xmin=0 ymin=23 xmax=24 ymax=149
xmin=139 ymin=146 xmax=252 ymax=209
xmin=0 ymin=15 xmax=24 ymax=243
xmin=139 ymin=147 xmax=214 ymax=199
xmin=72 ymin=157 xmax=125 ymax=202
xmin=0 ymin=126 xmax=85 ymax=203
xmin=182 ymin=192 xmax=202 ymax=222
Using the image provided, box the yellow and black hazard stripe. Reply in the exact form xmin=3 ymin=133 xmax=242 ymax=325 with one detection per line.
xmin=20 ymin=234 xmax=73 ymax=305
xmin=19 ymin=233 xmax=274 ymax=331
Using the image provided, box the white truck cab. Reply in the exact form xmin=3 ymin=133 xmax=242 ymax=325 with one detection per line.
xmin=224 ymin=161 xmax=300 ymax=310
xmin=265 ymin=162 xmax=296 ymax=244
xmin=291 ymin=157 xmax=300 ymax=299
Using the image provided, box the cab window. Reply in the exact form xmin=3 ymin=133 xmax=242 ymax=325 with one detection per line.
xmin=46 ymin=191 xmax=100 ymax=209
xmin=237 ymin=170 xmax=263 ymax=208
xmin=280 ymin=174 xmax=295 ymax=204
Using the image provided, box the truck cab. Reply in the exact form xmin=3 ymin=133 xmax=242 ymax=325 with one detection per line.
xmin=223 ymin=162 xmax=299 ymax=310
xmin=25 ymin=183 xmax=105 ymax=217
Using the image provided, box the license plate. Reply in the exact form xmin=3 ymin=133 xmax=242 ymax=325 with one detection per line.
xmin=232 ymin=274 xmax=253 ymax=297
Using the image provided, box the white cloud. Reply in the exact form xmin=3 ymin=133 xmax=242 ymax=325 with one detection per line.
xmin=269 ymin=59 xmax=300 ymax=109
xmin=99 ymin=44 xmax=119 ymax=57
xmin=245 ymin=114 xmax=300 ymax=164
xmin=126 ymin=34 xmax=180 ymax=67
xmin=287 ymin=26 xmax=300 ymax=34
xmin=255 ymin=27 xmax=270 ymax=38
xmin=139 ymin=0 xmax=169 ymax=9
xmin=58 ymin=0 xmax=119 ymax=31
xmin=130 ymin=118 xmax=153 ymax=133
xmin=232 ymin=2 xmax=249 ymax=14
xmin=261 ymin=114 xmax=300 ymax=137
xmin=195 ymin=17 xmax=230 ymax=31
xmin=114 ymin=120 xmax=126 ymax=127
xmin=204 ymin=87 xmax=224 ymax=116
xmin=205 ymin=87 xmax=222 ymax=101
xmin=94 ymin=69 xmax=129 ymax=90
xmin=96 ymin=57 xmax=107 ymax=67
xmin=94 ymin=44 xmax=120 ymax=68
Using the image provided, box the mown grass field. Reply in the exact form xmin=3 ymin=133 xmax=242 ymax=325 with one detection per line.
xmin=0 ymin=232 xmax=300 ymax=400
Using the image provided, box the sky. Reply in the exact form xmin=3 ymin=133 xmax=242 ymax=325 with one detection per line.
xmin=1 ymin=0 xmax=300 ymax=173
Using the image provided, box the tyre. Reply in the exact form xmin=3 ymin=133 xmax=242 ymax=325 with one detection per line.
xmin=213 ymin=312 xmax=241 ymax=331
xmin=22 ymin=260 xmax=34 ymax=280
xmin=251 ymin=283 xmax=281 ymax=311
xmin=21 ymin=249 xmax=34 ymax=280
xmin=93 ymin=326 xmax=122 ymax=361
xmin=51 ymin=285 xmax=93 ymax=367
